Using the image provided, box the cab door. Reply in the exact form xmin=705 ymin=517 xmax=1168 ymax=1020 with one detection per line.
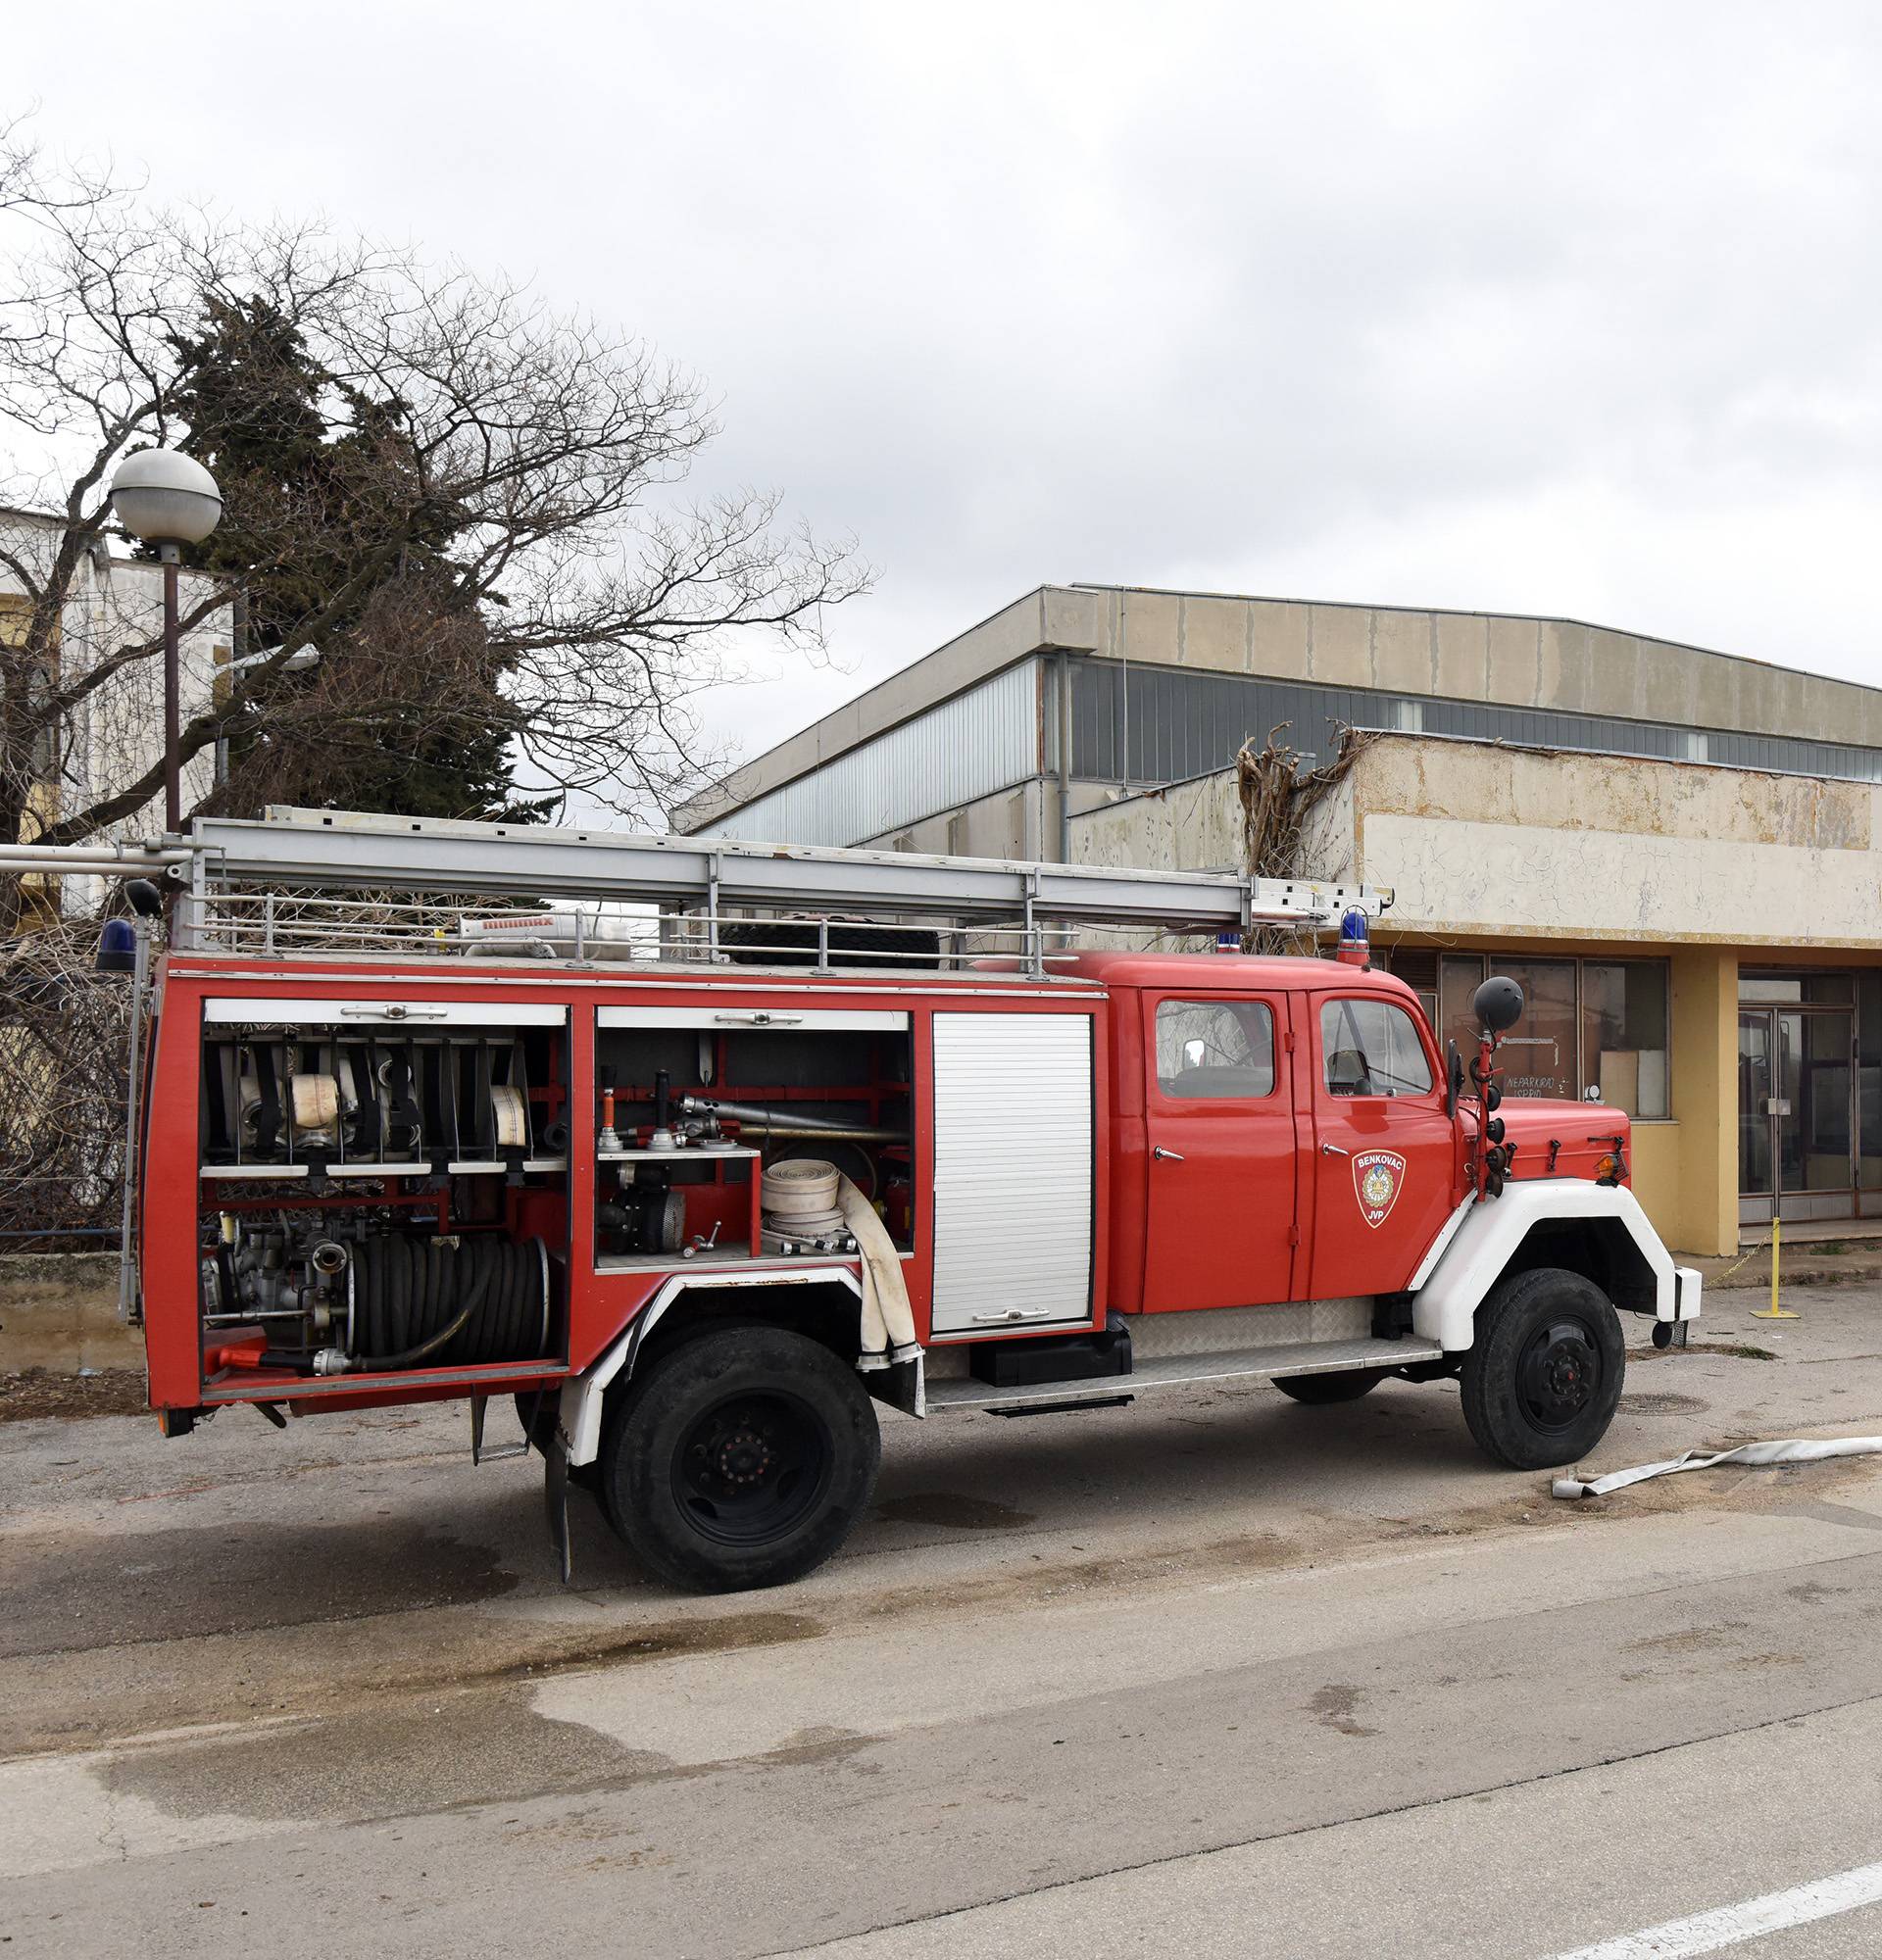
xmin=1140 ymin=990 xmax=1297 ymax=1310
xmin=1309 ymin=990 xmax=1458 ymax=1298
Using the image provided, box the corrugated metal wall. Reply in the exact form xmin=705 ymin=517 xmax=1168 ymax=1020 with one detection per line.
xmin=1071 ymin=664 xmax=1397 ymax=779
xmin=1069 ymin=661 xmax=1882 ymax=786
xmin=702 ymin=652 xmax=1882 ymax=853
xmin=699 ymin=661 xmax=1041 ymax=846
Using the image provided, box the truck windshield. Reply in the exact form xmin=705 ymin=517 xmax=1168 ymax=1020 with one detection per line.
xmin=1321 ymin=997 xmax=1433 ymax=1097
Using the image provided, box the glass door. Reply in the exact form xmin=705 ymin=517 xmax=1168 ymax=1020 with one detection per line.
xmin=1738 ymin=1010 xmax=1774 ymax=1222
xmin=1740 ymin=1006 xmax=1857 ymax=1223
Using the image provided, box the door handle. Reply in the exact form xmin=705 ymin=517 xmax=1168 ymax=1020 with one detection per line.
xmin=1153 ymin=1145 xmax=1185 ymax=1162
xmin=1320 ymin=1143 xmax=1350 ymax=1156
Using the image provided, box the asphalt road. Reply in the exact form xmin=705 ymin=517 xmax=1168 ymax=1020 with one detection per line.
xmin=4 ymin=1285 xmax=1882 ymax=1958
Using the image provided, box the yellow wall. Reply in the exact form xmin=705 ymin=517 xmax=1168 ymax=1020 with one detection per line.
xmin=1666 ymin=948 xmax=1738 ymax=1256
xmin=1628 ymin=1121 xmax=1683 ymax=1248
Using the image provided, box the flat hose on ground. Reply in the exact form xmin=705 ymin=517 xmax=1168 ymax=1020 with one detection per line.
xmin=1553 ymin=1434 xmax=1882 ymax=1499
xmin=350 ymin=1236 xmax=547 ymax=1370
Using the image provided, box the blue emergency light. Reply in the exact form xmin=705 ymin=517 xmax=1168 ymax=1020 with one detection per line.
xmin=96 ymin=918 xmax=136 ymax=974
xmin=1334 ymin=906 xmax=1371 ymax=967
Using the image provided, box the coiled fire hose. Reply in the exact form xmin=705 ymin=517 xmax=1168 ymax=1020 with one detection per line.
xmin=349 ymin=1235 xmax=548 ymax=1370
xmin=761 ymin=1159 xmax=846 ymax=1238
xmin=760 ymin=1161 xmax=916 ymax=1371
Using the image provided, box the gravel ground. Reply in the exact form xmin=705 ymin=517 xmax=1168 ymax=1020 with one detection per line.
xmin=0 ymin=1368 xmax=147 ymax=1422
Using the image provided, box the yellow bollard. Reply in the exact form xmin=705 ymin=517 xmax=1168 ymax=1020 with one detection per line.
xmin=1754 ymin=1213 xmax=1800 ymax=1319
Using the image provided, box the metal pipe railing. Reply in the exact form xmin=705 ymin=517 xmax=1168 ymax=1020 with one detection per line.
xmin=0 ymin=842 xmax=188 ymax=875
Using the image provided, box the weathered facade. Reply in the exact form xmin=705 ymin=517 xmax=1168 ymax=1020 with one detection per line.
xmin=677 ymin=584 xmax=1882 ymax=1255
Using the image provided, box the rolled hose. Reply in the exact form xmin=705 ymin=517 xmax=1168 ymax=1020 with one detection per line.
xmin=349 ymin=1235 xmax=548 ymax=1370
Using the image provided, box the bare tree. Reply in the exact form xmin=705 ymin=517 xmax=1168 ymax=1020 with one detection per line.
xmin=0 ymin=122 xmax=869 ymax=879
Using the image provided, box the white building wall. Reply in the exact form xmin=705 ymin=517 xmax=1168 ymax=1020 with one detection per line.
xmin=697 ymin=660 xmax=1042 ymax=848
xmin=1 ymin=512 xmax=230 ymax=848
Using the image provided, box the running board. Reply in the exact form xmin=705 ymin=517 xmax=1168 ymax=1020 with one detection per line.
xmin=925 ymin=1336 xmax=1444 ymax=1414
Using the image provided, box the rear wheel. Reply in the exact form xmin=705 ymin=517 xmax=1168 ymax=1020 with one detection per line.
xmin=1460 ymin=1267 xmax=1624 ymax=1470
xmin=1272 ymin=1368 xmax=1387 ymax=1404
xmin=598 ymin=1324 xmax=880 ymax=1592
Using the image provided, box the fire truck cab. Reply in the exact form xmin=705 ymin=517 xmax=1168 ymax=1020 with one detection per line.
xmin=114 ymin=809 xmax=1702 ymax=1593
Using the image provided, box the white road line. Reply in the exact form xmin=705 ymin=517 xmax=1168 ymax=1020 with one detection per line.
xmin=1555 ymin=1861 xmax=1882 ymax=1959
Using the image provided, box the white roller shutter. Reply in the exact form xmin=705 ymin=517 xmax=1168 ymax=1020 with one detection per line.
xmin=929 ymin=1011 xmax=1093 ymax=1336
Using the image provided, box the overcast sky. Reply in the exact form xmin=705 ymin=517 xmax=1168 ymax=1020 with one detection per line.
xmin=12 ymin=1 xmax=1882 ymax=773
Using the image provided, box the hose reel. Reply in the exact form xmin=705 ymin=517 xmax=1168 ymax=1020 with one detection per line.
xmin=344 ymin=1234 xmax=550 ymax=1371
xmin=205 ymin=1220 xmax=552 ymax=1375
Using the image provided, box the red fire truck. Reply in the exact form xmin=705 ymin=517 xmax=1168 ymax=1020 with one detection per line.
xmin=72 ymin=808 xmax=1699 ymax=1593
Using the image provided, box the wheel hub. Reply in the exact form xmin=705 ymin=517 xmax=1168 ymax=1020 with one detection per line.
xmin=1518 ymin=1317 xmax=1602 ymax=1432
xmin=674 ymin=1392 xmax=831 ymax=1546
xmin=714 ymin=1427 xmax=774 ymax=1488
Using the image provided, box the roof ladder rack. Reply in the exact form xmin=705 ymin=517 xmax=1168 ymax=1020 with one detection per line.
xmin=10 ymin=805 xmax=1393 ymax=967
xmin=187 ymin=806 xmax=1388 ymax=924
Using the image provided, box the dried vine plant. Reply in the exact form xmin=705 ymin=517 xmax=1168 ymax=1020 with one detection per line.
xmin=0 ymin=893 xmax=133 ymax=1250
xmin=1234 ymin=724 xmax=1375 ymax=953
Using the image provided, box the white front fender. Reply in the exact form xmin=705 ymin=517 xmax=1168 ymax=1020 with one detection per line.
xmin=1412 ymin=1181 xmax=1700 ymax=1352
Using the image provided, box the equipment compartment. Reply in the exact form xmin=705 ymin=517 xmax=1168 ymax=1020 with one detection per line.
xmin=592 ymin=1005 xmax=914 ymax=1269
xmin=194 ymin=1001 xmax=571 ymax=1384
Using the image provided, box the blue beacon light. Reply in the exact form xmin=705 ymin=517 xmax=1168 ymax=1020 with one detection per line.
xmin=96 ymin=917 xmax=137 ymax=974
xmin=1335 ymin=906 xmax=1371 ymax=967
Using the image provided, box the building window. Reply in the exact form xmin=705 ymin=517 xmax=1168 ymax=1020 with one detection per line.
xmin=1581 ymin=961 xmax=1671 ymax=1117
xmin=1741 ymin=973 xmax=1855 ymax=1004
xmin=1416 ymin=952 xmax=1670 ymax=1118
xmin=1497 ymin=958 xmax=1578 ymax=1102
xmin=1155 ymin=998 xmax=1275 ymax=1099
xmin=1384 ymin=947 xmax=1440 ymax=1031
xmin=1320 ymin=998 xmax=1434 ymax=1097
xmin=1858 ymin=972 xmax=1882 ymax=1193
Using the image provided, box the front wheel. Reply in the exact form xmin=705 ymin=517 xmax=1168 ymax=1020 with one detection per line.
xmin=598 ymin=1324 xmax=880 ymax=1592
xmin=1460 ymin=1268 xmax=1624 ymax=1470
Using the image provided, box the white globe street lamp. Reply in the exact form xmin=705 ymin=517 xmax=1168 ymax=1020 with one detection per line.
xmin=109 ymin=450 xmax=223 ymax=834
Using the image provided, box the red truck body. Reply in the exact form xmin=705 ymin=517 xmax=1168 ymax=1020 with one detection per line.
xmin=134 ymin=914 xmax=1693 ymax=1591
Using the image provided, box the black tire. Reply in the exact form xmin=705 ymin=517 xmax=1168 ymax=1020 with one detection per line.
xmin=598 ymin=1324 xmax=880 ymax=1592
xmin=1460 ymin=1267 xmax=1625 ymax=1470
xmin=1272 ymin=1368 xmax=1388 ymax=1405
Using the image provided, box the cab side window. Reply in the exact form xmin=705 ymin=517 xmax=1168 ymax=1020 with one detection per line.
xmin=1320 ymin=998 xmax=1433 ymax=1097
xmin=1155 ymin=999 xmax=1275 ymax=1099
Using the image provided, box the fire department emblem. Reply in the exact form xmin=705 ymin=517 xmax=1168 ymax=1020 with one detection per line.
xmin=1353 ymin=1150 xmax=1407 ymax=1229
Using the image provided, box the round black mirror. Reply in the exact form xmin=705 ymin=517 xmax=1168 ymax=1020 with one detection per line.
xmin=1473 ymin=975 xmax=1524 ymax=1033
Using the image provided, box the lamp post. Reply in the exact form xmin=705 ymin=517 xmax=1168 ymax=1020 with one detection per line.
xmin=108 ymin=451 xmax=223 ymax=835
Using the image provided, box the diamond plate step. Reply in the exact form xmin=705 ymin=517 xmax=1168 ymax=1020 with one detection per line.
xmin=924 ymin=1336 xmax=1445 ymax=1413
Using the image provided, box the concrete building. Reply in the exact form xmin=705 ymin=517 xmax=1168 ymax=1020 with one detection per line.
xmin=675 ymin=583 xmax=1882 ymax=1257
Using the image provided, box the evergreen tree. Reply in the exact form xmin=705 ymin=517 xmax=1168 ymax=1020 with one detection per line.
xmin=157 ymin=296 xmax=550 ymax=823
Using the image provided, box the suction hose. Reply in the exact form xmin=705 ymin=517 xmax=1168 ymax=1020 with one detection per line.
xmin=349 ymin=1236 xmax=548 ymax=1370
